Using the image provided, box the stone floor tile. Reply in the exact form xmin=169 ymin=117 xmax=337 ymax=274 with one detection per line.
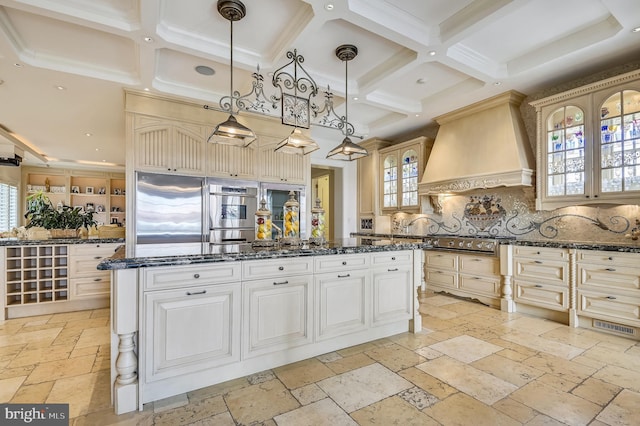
xmin=415 ymin=346 xmax=443 ymax=360
xmin=224 ymin=379 xmax=299 ymax=425
xmin=416 ymin=356 xmax=518 ymax=405
xmin=0 ymin=364 xmax=35 ymax=380
xmin=186 ymin=377 xmax=248 ymax=404
xmin=0 ymin=375 xmax=26 ymax=402
xmin=522 ymin=352 xmax=597 ymax=383
xmin=429 ymin=335 xmax=503 ymax=363
xmin=325 ymin=352 xmax=375 ymax=375
xmin=535 ymin=373 xmax=579 ymax=392
xmin=46 ymin=311 xmax=93 ymax=323
xmin=291 ymin=383 xmax=326 ymax=405
xmin=74 ymin=326 xmax=110 ymax=349
xmin=24 ymin=354 xmax=95 ymax=385
xmin=351 ymin=395 xmax=440 ymax=426
xmin=247 ymin=370 xmax=276 ymax=385
xmin=274 ymin=358 xmax=335 ymax=389
xmin=582 ymin=345 xmax=640 ymax=372
xmin=153 ymin=393 xmax=189 ymax=413
xmin=316 ymin=351 xmax=342 ymax=363
xmin=497 ymin=316 xmax=565 ymax=336
xmin=397 ymin=367 xmax=458 ymax=400
xmin=273 ymin=397 xmax=357 ymax=426
xmin=153 ymin=395 xmax=227 ymax=426
xmin=46 ymin=370 xmax=111 ymax=419
xmin=316 ymin=363 xmax=413 ymax=413
xmin=10 ymin=380 xmax=54 ymax=403
xmin=423 ymin=392 xmax=520 ymax=426
xmin=388 ymin=331 xmax=438 ymax=350
xmin=0 ymin=327 xmax=61 ymax=348
xmin=539 ymin=326 xmax=601 ymax=350
xmin=8 ymin=344 xmax=73 ymax=368
xmin=510 ymin=381 xmax=601 ymax=425
xmin=500 ymin=329 xmax=585 ymax=360
xmin=525 ymin=414 xmax=571 ymax=425
xmin=593 ymin=365 xmax=640 ymax=393
xmin=73 ymin=405 xmax=155 ymax=426
xmin=492 ymin=397 xmax=537 ymax=423
xmin=471 ymin=353 xmax=545 ymax=387
xmin=398 ymin=386 xmax=439 ymax=409
xmin=364 ymin=343 xmax=426 ymax=372
xmin=419 ymin=295 xmax=462 ymax=306
xmin=89 ymin=308 xmax=111 ymax=319
xmin=571 ymin=377 xmax=622 ymax=406
xmin=595 ymin=389 xmax=640 ymax=426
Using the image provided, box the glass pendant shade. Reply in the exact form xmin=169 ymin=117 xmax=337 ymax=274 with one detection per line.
xmin=326 ymin=136 xmax=368 ymax=160
xmin=208 ymin=114 xmax=256 ymax=147
xmin=275 ymin=128 xmax=319 ymax=155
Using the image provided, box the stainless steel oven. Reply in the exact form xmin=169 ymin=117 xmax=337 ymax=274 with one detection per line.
xmin=208 ymin=180 xmax=258 ymax=250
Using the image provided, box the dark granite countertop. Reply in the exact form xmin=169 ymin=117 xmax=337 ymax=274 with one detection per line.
xmin=0 ymin=237 xmax=126 ymax=246
xmin=98 ymin=238 xmax=430 ymax=270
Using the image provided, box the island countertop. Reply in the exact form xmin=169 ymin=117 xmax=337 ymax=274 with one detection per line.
xmin=0 ymin=237 xmax=125 ymax=246
xmin=98 ymin=238 xmax=429 ymax=270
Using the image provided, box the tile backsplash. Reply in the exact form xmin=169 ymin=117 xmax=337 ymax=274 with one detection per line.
xmin=388 ymin=187 xmax=640 ymax=244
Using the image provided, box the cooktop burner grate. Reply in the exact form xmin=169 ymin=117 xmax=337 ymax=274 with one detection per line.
xmin=423 ymin=236 xmax=508 ymax=256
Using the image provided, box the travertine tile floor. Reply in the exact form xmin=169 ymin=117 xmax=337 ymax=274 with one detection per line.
xmin=2 ymin=292 xmax=640 ymax=425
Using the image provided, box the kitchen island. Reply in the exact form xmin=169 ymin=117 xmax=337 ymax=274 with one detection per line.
xmin=100 ymin=239 xmax=427 ymax=414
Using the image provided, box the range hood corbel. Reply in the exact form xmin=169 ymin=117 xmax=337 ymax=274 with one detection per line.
xmin=418 ymin=91 xmax=535 ymax=195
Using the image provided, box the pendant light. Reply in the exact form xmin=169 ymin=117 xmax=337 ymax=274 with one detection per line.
xmin=275 ymin=127 xmax=319 ymax=155
xmin=326 ymin=44 xmax=368 ymax=161
xmin=208 ymin=0 xmax=256 ymax=147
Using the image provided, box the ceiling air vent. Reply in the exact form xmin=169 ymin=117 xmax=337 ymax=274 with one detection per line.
xmin=593 ymin=319 xmax=636 ymax=337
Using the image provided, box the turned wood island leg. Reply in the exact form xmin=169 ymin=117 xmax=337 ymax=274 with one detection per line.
xmin=111 ymin=268 xmax=139 ymax=414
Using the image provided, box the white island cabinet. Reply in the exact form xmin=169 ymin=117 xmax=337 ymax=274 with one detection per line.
xmin=109 ymin=248 xmax=421 ymax=414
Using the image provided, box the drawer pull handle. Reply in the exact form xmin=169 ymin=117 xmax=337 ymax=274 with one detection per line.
xmin=194 ymin=274 xmax=200 ymax=279
xmin=338 ymin=274 xmax=351 ymax=278
xmin=391 ymin=257 xmax=396 ymax=260
xmin=472 ymin=259 xmax=481 ymax=262
xmin=278 ymin=266 xmax=284 ymax=271
xmin=606 ymin=296 xmax=617 ymax=300
xmin=473 ymin=277 xmax=480 ymax=280
xmin=94 ymin=256 xmax=102 ymax=260
xmin=93 ymin=278 xmax=102 ymax=282
xmin=608 ymin=257 xmax=613 ymax=261
xmin=342 ymin=261 xmax=347 ymax=265
xmin=388 ymin=268 xmax=398 ymax=272
xmin=273 ymin=280 xmax=289 ymax=285
xmin=186 ymin=290 xmax=206 ymax=296
xmin=605 ymin=268 xmax=616 ymax=272
xmin=534 ymin=260 xmax=543 ymax=264
xmin=536 ymin=251 xmax=541 ymax=255
xmin=534 ymin=284 xmax=543 ymax=288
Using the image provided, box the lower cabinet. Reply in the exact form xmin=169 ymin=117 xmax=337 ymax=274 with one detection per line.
xmin=143 ymin=282 xmax=241 ymax=383
xmin=69 ymin=243 xmax=118 ymax=299
xmin=371 ymin=256 xmax=413 ymax=326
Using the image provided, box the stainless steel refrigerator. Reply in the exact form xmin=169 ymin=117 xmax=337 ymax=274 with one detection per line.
xmin=135 ymin=172 xmax=205 ymax=256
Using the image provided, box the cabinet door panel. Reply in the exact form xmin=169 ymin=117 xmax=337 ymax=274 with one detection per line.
xmin=144 ymin=283 xmax=241 ymax=382
xmin=70 ymin=277 xmax=110 ymax=299
xmin=424 ymin=252 xmax=457 ymax=270
xmin=173 ymin=127 xmax=205 ymax=175
xmin=372 ymin=266 xmax=412 ymax=326
xmin=425 ymin=269 xmax=457 ymax=289
xmin=514 ymin=259 xmax=568 ymax=285
xmin=135 ymin=126 xmax=171 ymax=172
xmin=514 ymin=281 xmax=568 ymax=311
xmin=315 ymin=270 xmax=369 ymax=340
xmin=459 ymin=275 xmax=501 ymax=298
xmin=243 ymin=276 xmax=313 ymax=358
xmin=577 ymin=289 xmax=640 ymax=327
xmin=578 ymin=264 xmax=640 ymax=293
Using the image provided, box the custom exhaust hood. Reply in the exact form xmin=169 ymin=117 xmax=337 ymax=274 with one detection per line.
xmin=418 ymin=91 xmax=534 ymax=195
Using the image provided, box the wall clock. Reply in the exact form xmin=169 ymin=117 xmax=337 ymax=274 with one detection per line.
xmin=282 ymin=94 xmax=310 ymax=128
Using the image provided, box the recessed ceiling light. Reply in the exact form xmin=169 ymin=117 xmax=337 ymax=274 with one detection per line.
xmin=353 ymin=96 xmax=358 ymax=101
xmin=55 ymin=85 xmax=66 ymax=90
xmin=428 ymin=50 xmax=436 ymax=56
xmin=143 ymin=36 xmax=154 ymax=42
xmin=144 ymin=87 xmax=150 ymax=91
xmin=86 ymin=133 xmax=92 ymax=137
xmin=632 ymin=26 xmax=640 ymax=33
xmin=325 ymin=3 xmax=334 ymax=11
xmin=494 ymin=81 xmax=502 ymax=86
xmin=14 ymin=63 xmax=22 ymax=67
xmin=102 ymin=159 xmax=106 ymax=162
xmin=195 ymin=65 xmax=215 ymax=76
xmin=415 ymin=114 xmax=420 ymax=117
xmin=95 ymin=148 xmax=99 ymax=151
xmin=416 ymin=78 xmax=426 ymax=84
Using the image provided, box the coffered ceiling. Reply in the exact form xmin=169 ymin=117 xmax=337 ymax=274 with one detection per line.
xmin=0 ymin=0 xmax=639 ymax=168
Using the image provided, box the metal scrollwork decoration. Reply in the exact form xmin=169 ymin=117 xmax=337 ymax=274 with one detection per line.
xmin=271 ymin=49 xmax=317 ymax=129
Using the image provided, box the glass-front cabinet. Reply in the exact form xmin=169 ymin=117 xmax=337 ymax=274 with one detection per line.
xmin=379 ymin=137 xmax=428 ymax=213
xmin=531 ymin=70 xmax=640 ymax=209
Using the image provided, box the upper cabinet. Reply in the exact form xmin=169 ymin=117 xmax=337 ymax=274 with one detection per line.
xmin=207 ymin=140 xmax=258 ymax=180
xmin=134 ymin=119 xmax=206 ymax=176
xmin=356 ymin=139 xmax=391 ymax=220
xmin=379 ymin=137 xmax=429 ymax=213
xmin=531 ymin=70 xmax=640 ymax=210
xmin=258 ymin=136 xmax=309 ymax=185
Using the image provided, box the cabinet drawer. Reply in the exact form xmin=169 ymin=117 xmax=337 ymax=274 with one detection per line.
xmin=68 ymin=243 xmax=119 ymax=257
xmin=70 ymin=277 xmax=110 ymax=299
xmin=512 ymin=246 xmax=570 ymax=261
xmin=513 ymin=258 xmax=568 ymax=285
xmin=424 ymin=251 xmax=457 ymax=270
xmin=514 ymin=281 xmax=568 ymax=311
xmin=69 ymin=255 xmax=112 ymax=278
xmin=425 ymin=268 xmax=457 ymax=290
xmin=144 ymin=263 xmax=241 ymax=291
xmin=578 ymin=289 xmax=640 ymax=327
xmin=243 ymin=257 xmax=314 ymax=280
xmin=371 ymin=250 xmax=413 ymax=266
xmin=459 ymin=275 xmax=501 ymax=298
xmin=577 ymin=250 xmax=639 ymax=268
xmin=459 ymin=255 xmax=498 ymax=276
xmin=578 ymin=264 xmax=640 ymax=293
xmin=314 ymin=253 xmax=369 ymax=273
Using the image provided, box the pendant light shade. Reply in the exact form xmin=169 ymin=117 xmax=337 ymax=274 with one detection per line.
xmin=209 ymin=0 xmax=256 ymax=147
xmin=275 ymin=128 xmax=320 ymax=155
xmin=326 ymin=44 xmax=368 ymax=161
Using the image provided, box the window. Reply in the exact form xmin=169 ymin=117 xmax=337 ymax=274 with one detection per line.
xmin=0 ymin=183 xmax=18 ymax=232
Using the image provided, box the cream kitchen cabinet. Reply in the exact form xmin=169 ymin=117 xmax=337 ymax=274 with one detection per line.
xmin=134 ymin=121 xmax=206 ymax=176
xmin=242 ymin=258 xmax=314 ymax=359
xmin=314 ymin=253 xmax=370 ymax=340
xmin=576 ymin=249 xmax=640 ymax=335
xmin=356 ymin=138 xmax=391 ymax=222
xmin=424 ymin=251 xmax=500 ymax=308
xmin=258 ymin=136 xmax=309 ymax=184
xmin=530 ymin=69 xmax=640 ymax=210
xmin=68 ymin=243 xmax=119 ymax=299
xmin=371 ymin=251 xmax=413 ymax=326
xmin=512 ymin=246 xmax=570 ymax=312
xmin=379 ymin=137 xmax=429 ymax=213
xmin=206 ymin=141 xmax=257 ymax=180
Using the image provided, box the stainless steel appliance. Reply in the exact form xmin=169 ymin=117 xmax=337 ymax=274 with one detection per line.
xmin=208 ymin=179 xmax=258 ymax=253
xmin=423 ymin=235 xmax=508 ymax=256
xmin=260 ymin=182 xmax=306 ymax=240
xmin=135 ymin=172 xmax=205 ymax=255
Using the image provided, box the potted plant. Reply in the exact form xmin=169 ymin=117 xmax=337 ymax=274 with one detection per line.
xmin=25 ymin=191 xmax=97 ymax=238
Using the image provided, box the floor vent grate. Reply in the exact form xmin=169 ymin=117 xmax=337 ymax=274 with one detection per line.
xmin=593 ymin=319 xmax=636 ymax=336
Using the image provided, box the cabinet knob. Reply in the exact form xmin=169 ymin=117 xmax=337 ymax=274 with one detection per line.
xmin=278 ymin=266 xmax=284 ymax=271
xmin=608 ymin=257 xmax=613 ymax=261
xmin=594 ymin=194 xmax=599 ymax=198
xmin=342 ymin=261 xmax=347 ymax=265
xmin=194 ymin=273 xmax=200 ymax=279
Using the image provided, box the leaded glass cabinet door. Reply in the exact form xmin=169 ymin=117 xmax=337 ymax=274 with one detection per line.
xmin=382 ymin=154 xmax=398 ymax=208
xmin=400 ymin=149 xmax=419 ymax=207
xmin=545 ymin=105 xmax=586 ymax=198
xmin=599 ymin=89 xmax=640 ymax=194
